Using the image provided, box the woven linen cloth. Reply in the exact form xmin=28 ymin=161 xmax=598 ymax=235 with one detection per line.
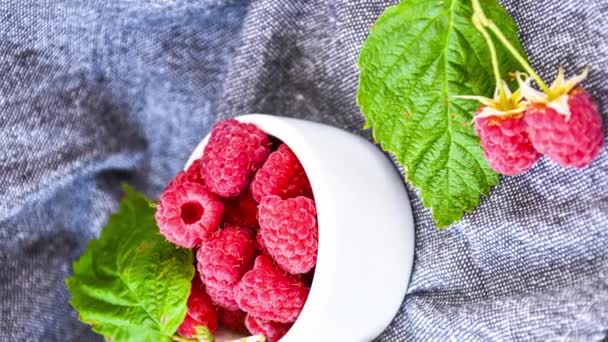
xmin=0 ymin=0 xmax=606 ymax=341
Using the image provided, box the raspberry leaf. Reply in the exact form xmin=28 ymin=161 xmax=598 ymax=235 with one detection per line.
xmin=66 ymin=185 xmax=194 ymax=341
xmin=357 ymin=0 xmax=527 ymax=226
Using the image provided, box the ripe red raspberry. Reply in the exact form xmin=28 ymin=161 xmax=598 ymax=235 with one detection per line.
xmin=197 ymin=227 xmax=257 ymax=309
xmin=166 ymin=159 xmax=205 ymax=192
xmin=524 ymin=88 xmax=603 ymax=167
xmin=250 ymin=144 xmax=313 ymax=202
xmin=245 ymin=315 xmax=292 ymax=342
xmin=223 ymin=189 xmax=259 ymax=231
xmin=218 ymin=308 xmax=248 ymax=335
xmin=155 ymin=182 xmax=224 ymax=248
xmin=458 ymin=79 xmax=541 ymax=176
xmin=177 ymin=278 xmax=218 ymax=337
xmin=475 ymin=113 xmax=541 ymax=176
xmin=258 ymin=195 xmax=318 ymax=274
xmin=202 ymin=119 xmax=270 ymax=198
xmin=234 ymin=255 xmax=309 ymax=323
xmin=516 ymin=68 xmax=604 ymax=168
xmin=186 ymin=278 xmax=218 ymax=331
xmin=205 ymin=282 xmax=238 ymax=311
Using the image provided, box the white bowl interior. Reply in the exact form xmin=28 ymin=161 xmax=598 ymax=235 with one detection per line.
xmin=186 ymin=114 xmax=415 ymax=341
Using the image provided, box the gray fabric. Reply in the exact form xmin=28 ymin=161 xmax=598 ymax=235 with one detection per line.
xmin=0 ymin=0 xmax=606 ymax=341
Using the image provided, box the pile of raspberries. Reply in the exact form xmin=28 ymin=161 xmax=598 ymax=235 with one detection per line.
xmin=155 ymin=119 xmax=317 ymax=342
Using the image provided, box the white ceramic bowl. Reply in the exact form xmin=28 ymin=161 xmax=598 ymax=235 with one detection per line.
xmin=185 ymin=114 xmax=415 ymax=342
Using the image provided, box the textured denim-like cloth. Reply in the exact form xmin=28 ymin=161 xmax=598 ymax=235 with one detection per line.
xmin=1 ymin=0 xmax=607 ymax=341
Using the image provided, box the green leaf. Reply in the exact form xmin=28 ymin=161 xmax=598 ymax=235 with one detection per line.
xmin=66 ymin=185 xmax=194 ymax=342
xmin=357 ymin=0 xmax=527 ymax=226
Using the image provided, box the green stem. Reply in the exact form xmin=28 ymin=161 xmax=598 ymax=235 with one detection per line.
xmin=471 ymin=0 xmax=551 ymax=94
xmin=471 ymin=3 xmax=500 ymax=85
xmin=471 ymin=12 xmax=506 ymax=103
xmin=172 ymin=335 xmax=195 ymax=342
xmin=485 ymin=22 xmax=550 ymax=93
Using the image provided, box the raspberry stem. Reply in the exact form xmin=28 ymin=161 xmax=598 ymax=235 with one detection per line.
xmin=471 ymin=6 xmax=507 ymax=104
xmin=471 ymin=0 xmax=551 ymax=94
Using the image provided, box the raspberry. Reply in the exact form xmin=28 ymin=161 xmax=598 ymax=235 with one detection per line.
xmin=517 ymin=68 xmax=604 ymax=168
xmin=205 ymin=282 xmax=238 ymax=311
xmin=234 ymin=255 xmax=309 ymax=323
xmin=177 ymin=278 xmax=218 ymax=337
xmin=223 ymin=189 xmax=259 ymax=231
xmin=250 ymin=144 xmax=313 ymax=202
xmin=524 ymin=88 xmax=603 ymax=167
xmin=202 ymin=119 xmax=270 ymax=198
xmin=218 ymin=308 xmax=248 ymax=335
xmin=186 ymin=278 xmax=218 ymax=330
xmin=457 ymin=80 xmax=540 ymax=176
xmin=197 ymin=227 xmax=257 ymax=309
xmin=155 ymin=182 xmax=224 ymax=248
xmin=475 ymin=113 xmax=540 ymax=176
xmin=166 ymin=159 xmax=206 ymax=192
xmin=245 ymin=315 xmax=292 ymax=342
xmin=258 ymin=195 xmax=318 ymax=274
